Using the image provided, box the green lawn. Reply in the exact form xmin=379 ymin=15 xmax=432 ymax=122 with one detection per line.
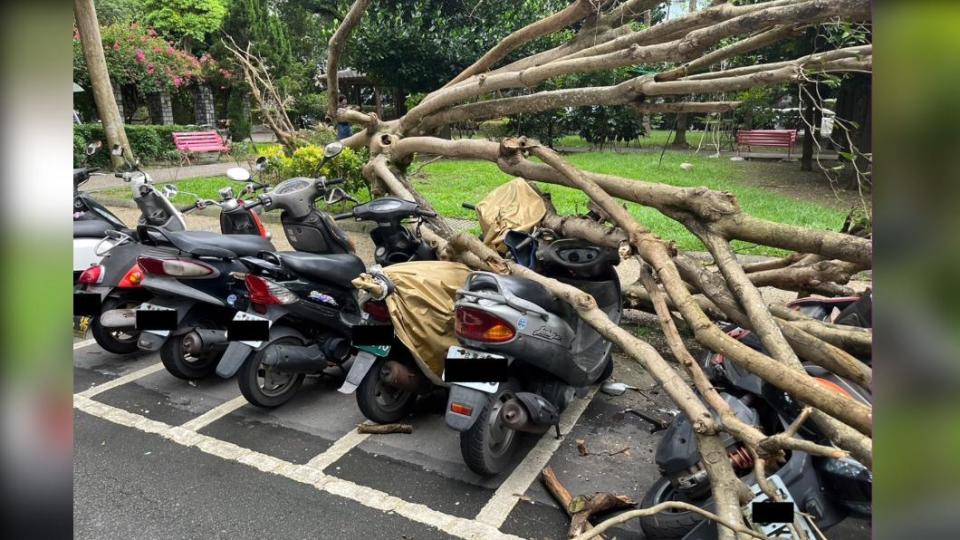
xmin=412 ymin=151 xmax=845 ymax=255
xmin=96 ymin=149 xmax=845 ymax=256
xmin=554 ymin=129 xmax=676 ymax=149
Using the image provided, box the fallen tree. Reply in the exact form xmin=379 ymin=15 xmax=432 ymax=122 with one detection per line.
xmin=327 ymin=1 xmax=873 ymax=536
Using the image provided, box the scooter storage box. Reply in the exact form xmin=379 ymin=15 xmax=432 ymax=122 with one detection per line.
xmin=281 ymin=211 xmax=353 ymax=254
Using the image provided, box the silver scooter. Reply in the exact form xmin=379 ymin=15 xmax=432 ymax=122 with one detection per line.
xmin=443 ymin=237 xmax=622 ymax=475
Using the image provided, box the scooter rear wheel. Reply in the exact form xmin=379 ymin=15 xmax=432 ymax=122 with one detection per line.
xmin=459 ymin=380 xmax=522 ymax=477
xmin=90 ymin=298 xmax=140 ymax=355
xmin=238 ymin=337 xmax=305 ymax=408
xmin=355 ymin=357 xmax=416 ymax=424
xmin=160 ymin=329 xmax=220 ymax=380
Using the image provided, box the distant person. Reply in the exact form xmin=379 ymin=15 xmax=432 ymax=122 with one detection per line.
xmin=336 ymin=95 xmax=352 ymax=140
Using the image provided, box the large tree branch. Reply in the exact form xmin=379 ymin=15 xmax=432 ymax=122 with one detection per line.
xmin=404 ymin=0 xmax=869 ymax=133
xmin=388 ymin=136 xmax=872 ymax=266
xmin=326 ymin=0 xmax=373 ymax=120
xmin=417 ymin=50 xmax=870 ymax=129
xmin=443 ymin=0 xmax=601 ymax=88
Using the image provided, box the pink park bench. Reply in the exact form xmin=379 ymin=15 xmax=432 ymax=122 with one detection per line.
xmin=736 ymin=129 xmax=798 ymax=159
xmin=172 ymin=131 xmax=231 ymax=165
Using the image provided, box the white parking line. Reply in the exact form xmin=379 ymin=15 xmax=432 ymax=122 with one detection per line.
xmin=73 ymin=338 xmax=97 ymax=350
xmin=76 ymin=362 xmax=166 ymax=398
xmin=474 ymin=386 xmax=599 ymax=528
xmin=74 ymin=395 xmax=522 ymax=540
xmin=305 ymin=427 xmax=370 ymax=472
xmin=180 ymin=395 xmax=250 ymax=431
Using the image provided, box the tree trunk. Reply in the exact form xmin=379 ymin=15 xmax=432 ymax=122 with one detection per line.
xmin=673 ymin=112 xmax=689 ymax=147
xmin=801 ymin=83 xmax=814 ymax=171
xmin=74 ymin=0 xmax=131 ymax=168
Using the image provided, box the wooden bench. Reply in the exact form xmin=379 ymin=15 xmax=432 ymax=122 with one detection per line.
xmin=172 ymin=131 xmax=231 ymax=165
xmin=736 ymin=129 xmax=798 ymax=159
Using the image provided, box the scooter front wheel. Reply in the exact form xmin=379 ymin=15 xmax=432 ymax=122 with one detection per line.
xmin=238 ymin=337 xmax=305 ymax=408
xmin=355 ymin=357 xmax=416 ymax=424
xmin=459 ymin=381 xmax=522 ymax=476
xmin=638 ymin=476 xmax=710 ymax=539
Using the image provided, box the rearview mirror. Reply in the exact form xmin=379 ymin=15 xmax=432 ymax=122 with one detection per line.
xmin=85 ymin=141 xmax=102 ymax=156
xmin=226 ymin=167 xmax=251 ymax=182
xmin=161 ymin=184 xmax=179 ymax=199
xmin=111 ymin=144 xmax=124 ymax=156
xmin=255 ymin=156 xmax=268 ymax=171
xmin=323 ymin=142 xmax=344 ymax=159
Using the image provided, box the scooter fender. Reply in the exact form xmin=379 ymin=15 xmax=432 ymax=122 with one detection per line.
xmin=215 ymin=325 xmax=306 ymax=379
xmin=337 ymin=351 xmax=378 ymax=394
xmin=444 ymin=385 xmax=493 ymax=432
xmin=215 ymin=342 xmax=254 ymax=379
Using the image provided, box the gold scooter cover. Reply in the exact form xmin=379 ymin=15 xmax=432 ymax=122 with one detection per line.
xmin=381 ymin=260 xmax=472 ymax=385
xmin=475 ymin=177 xmax=547 ymax=253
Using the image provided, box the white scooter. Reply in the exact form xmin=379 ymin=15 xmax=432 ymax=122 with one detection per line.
xmin=73 ymin=144 xmax=187 ymax=281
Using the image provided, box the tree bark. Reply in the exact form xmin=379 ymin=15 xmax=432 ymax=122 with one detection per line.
xmin=74 ymin=0 xmax=131 ymax=168
xmin=326 ymin=0 xmax=373 ymax=121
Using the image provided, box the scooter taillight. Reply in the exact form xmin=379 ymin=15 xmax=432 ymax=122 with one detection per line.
xmin=138 ymin=256 xmax=215 ymax=278
xmin=117 ymin=263 xmax=144 ymax=288
xmin=78 ymin=265 xmax=103 ymax=285
xmin=455 ymin=306 xmax=515 ymax=343
xmin=363 ymin=300 xmax=390 ymax=322
xmin=244 ymin=274 xmax=297 ymax=305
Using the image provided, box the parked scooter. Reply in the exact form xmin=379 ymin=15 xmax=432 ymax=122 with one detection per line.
xmin=638 ymin=294 xmax=873 ymax=539
xmin=125 ymin=143 xmax=353 ymax=380
xmin=218 ymin=192 xmax=440 ymax=408
xmin=88 ymin=159 xmax=272 ymax=358
xmin=74 ymin=144 xmax=206 ymax=353
xmin=442 ymin=235 xmax=622 ymax=475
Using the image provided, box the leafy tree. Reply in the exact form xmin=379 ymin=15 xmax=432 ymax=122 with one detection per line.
xmin=143 ymin=0 xmax=228 ymax=47
xmin=338 ymin=0 xmax=569 ymax=93
xmin=94 ymin=0 xmax=145 ymax=24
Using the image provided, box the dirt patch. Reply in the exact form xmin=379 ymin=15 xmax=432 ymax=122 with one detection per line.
xmin=732 ymin=159 xmax=870 ymax=212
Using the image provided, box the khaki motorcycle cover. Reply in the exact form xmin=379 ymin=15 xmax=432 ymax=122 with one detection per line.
xmin=475 ymin=177 xmax=547 ymax=253
xmin=380 ymin=261 xmax=472 ymax=385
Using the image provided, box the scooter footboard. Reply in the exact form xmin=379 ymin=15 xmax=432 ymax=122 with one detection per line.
xmin=444 ymin=384 xmax=492 ymax=432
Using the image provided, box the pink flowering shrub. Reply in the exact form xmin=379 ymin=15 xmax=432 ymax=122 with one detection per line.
xmin=73 ymin=23 xmax=204 ymax=95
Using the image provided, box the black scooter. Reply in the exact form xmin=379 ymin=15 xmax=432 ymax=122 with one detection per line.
xmin=639 ymin=293 xmax=873 ymax=539
xmin=217 ymin=195 xmax=439 ymax=408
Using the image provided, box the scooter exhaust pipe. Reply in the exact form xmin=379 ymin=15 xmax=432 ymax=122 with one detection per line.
xmin=99 ymin=308 xmax=137 ymax=329
xmin=261 ymin=344 xmax=329 ymax=373
xmin=498 ymin=393 xmax=561 ymax=434
xmin=382 ymin=360 xmax=426 ymax=393
xmin=182 ymin=329 xmax=228 ymax=356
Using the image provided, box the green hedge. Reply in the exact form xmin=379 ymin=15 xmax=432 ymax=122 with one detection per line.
xmin=73 ymin=123 xmax=213 ymax=168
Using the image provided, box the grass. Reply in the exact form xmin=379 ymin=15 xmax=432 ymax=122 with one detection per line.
xmin=411 ymin=151 xmax=845 ymax=256
xmin=555 ymin=129 xmax=676 ymax=149
xmin=95 ymin=145 xmax=846 ymax=257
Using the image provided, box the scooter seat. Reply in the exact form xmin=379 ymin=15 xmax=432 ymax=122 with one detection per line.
xmin=467 ymin=273 xmax=563 ymax=314
xmin=74 ymin=219 xmax=118 ymax=238
xmin=277 ymin=252 xmax=365 ymax=288
xmin=162 ymin=231 xmax=275 ymax=257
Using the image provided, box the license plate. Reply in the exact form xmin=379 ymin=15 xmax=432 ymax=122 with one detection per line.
xmin=230 ymin=311 xmax=272 ymax=348
xmin=744 ymin=475 xmax=817 ymax=539
xmin=136 ymin=303 xmax=177 ymax=336
xmin=443 ymin=346 xmax=508 ymax=388
xmin=357 ymin=344 xmax=391 ymax=357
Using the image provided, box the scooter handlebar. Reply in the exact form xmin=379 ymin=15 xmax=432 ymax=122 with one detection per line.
xmin=333 ymin=211 xmax=354 ymax=220
xmin=461 ymin=202 xmax=476 ymax=211
xmin=323 ymin=178 xmax=346 ymax=187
